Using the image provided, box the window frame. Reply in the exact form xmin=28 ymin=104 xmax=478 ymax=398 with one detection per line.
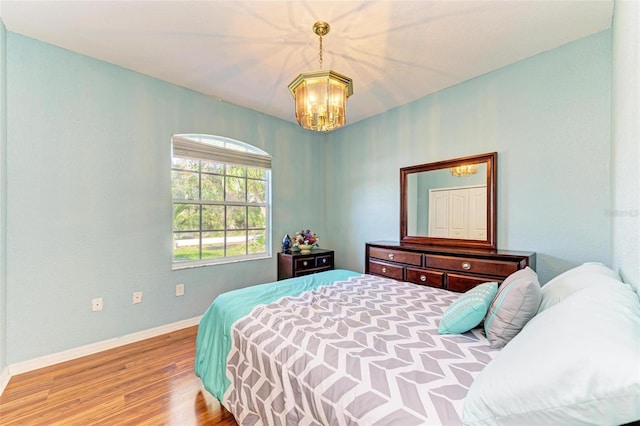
xmin=171 ymin=134 xmax=272 ymax=270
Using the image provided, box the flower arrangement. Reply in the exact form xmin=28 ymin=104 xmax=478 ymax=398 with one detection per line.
xmin=292 ymin=229 xmax=319 ymax=249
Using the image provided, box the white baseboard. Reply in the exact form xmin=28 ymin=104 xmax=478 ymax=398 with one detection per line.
xmin=3 ymin=316 xmax=202 ymax=390
xmin=0 ymin=365 xmax=10 ymax=396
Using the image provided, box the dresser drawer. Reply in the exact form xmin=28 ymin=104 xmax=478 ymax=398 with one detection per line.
xmin=369 ymin=260 xmax=404 ymax=280
xmin=405 ymin=267 xmax=444 ymax=288
xmin=447 ymin=273 xmax=497 ymax=293
xmin=369 ymin=247 xmax=422 ymax=266
xmin=424 ymin=255 xmax=519 ymax=278
xmin=315 ymin=255 xmax=333 ymax=269
xmin=294 ymin=256 xmax=316 ymax=271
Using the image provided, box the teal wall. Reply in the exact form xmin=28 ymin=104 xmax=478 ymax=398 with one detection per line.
xmin=0 ymin=20 xmax=7 ymax=379
xmin=5 ymin=33 xmax=325 ymax=363
xmin=324 ymin=30 xmax=613 ymax=284
xmin=1 ymin=27 xmax=623 ymax=366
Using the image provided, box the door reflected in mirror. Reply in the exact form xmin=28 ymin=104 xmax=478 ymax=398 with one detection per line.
xmin=400 ymin=152 xmax=497 ymax=250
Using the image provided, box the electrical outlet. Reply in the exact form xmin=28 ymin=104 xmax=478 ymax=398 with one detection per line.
xmin=176 ymin=284 xmax=185 ymax=296
xmin=132 ymin=292 xmax=143 ymax=304
xmin=92 ymin=298 xmax=103 ymax=312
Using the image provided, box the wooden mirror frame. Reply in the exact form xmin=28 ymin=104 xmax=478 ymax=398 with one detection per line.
xmin=400 ymin=152 xmax=497 ymax=250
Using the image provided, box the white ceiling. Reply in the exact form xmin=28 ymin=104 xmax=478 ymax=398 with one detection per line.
xmin=0 ymin=0 xmax=613 ymax=128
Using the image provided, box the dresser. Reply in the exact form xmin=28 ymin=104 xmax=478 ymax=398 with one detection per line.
xmin=365 ymin=241 xmax=535 ymax=292
xmin=277 ymin=248 xmax=334 ymax=280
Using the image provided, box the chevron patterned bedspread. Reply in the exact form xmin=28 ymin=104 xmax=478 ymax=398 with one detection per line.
xmin=223 ymin=274 xmax=499 ymax=425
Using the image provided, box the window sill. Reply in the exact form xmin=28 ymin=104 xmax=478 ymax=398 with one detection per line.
xmin=172 ymin=253 xmax=272 ymax=271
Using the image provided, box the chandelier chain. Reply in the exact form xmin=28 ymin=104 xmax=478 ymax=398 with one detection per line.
xmin=319 ymin=35 xmax=323 ymax=69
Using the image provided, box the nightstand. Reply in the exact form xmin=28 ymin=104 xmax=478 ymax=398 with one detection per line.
xmin=277 ymin=249 xmax=334 ymax=280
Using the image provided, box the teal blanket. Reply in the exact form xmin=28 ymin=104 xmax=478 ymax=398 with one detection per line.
xmin=194 ymin=269 xmax=361 ymax=400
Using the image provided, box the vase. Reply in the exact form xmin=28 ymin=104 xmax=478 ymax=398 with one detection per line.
xmin=282 ymin=234 xmax=292 ymax=252
xmin=299 ymin=244 xmax=313 ymax=253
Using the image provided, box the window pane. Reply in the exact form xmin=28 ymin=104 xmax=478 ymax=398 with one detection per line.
xmin=201 ymin=160 xmax=224 ymax=174
xmin=226 ymin=230 xmax=247 ymax=256
xmin=201 ymin=174 xmax=224 ymax=201
xmin=202 ymin=205 xmax=224 ymax=230
xmin=225 ymin=177 xmax=246 ymax=202
xmin=202 ymin=231 xmax=224 ymax=259
xmin=247 ymin=167 xmax=265 ymax=179
xmin=249 ymin=230 xmax=266 ymax=254
xmin=248 ymin=206 xmax=265 ymax=228
xmin=173 ymin=204 xmax=200 ymax=231
xmin=247 ymin=179 xmax=265 ymax=203
xmin=226 ymin=165 xmax=246 ymax=177
xmin=227 ymin=206 xmax=246 ymax=230
xmin=172 ymin=158 xmax=199 ymax=171
xmin=173 ymin=232 xmax=200 ymax=261
xmin=172 ymin=170 xmax=199 ymax=200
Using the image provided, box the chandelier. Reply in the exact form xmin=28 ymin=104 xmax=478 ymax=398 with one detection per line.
xmin=288 ymin=22 xmax=353 ymax=132
xmin=450 ymin=164 xmax=479 ymax=177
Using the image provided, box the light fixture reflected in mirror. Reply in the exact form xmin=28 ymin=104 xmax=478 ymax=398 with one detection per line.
xmin=450 ymin=164 xmax=479 ymax=177
xmin=288 ymin=22 xmax=353 ymax=132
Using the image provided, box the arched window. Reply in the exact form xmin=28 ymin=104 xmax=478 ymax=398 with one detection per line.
xmin=171 ymin=134 xmax=271 ymax=268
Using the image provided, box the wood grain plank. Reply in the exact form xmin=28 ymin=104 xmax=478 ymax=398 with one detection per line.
xmin=0 ymin=326 xmax=237 ymax=425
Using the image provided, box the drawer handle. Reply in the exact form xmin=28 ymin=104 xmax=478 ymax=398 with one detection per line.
xmin=420 ymin=275 xmax=427 ymax=282
xmin=388 ymin=253 xmax=394 ymax=260
xmin=381 ymin=267 xmax=387 ymax=273
xmin=462 ymin=262 xmax=471 ymax=270
xmin=322 ymin=259 xmax=327 ymax=264
xmin=303 ymin=261 xmax=308 ymax=266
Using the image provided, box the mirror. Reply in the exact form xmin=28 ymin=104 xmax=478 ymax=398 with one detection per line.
xmin=400 ymin=152 xmax=497 ymax=249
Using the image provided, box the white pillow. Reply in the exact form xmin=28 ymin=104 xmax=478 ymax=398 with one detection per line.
xmin=463 ymin=282 xmax=640 ymax=426
xmin=537 ymin=262 xmax=621 ymax=313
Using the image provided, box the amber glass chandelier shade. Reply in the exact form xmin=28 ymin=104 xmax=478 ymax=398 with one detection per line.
xmin=288 ymin=21 xmax=353 ymax=132
xmin=288 ymin=70 xmax=353 ymax=132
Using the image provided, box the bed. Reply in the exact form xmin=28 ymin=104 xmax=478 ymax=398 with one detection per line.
xmin=195 ymin=265 xmax=640 ymax=426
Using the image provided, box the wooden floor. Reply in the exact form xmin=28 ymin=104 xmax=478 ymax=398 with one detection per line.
xmin=0 ymin=326 xmax=238 ymax=425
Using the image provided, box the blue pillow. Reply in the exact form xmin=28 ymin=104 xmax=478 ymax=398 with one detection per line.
xmin=438 ymin=282 xmax=498 ymax=334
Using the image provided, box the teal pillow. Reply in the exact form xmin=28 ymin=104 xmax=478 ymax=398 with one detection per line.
xmin=438 ymin=282 xmax=498 ymax=334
